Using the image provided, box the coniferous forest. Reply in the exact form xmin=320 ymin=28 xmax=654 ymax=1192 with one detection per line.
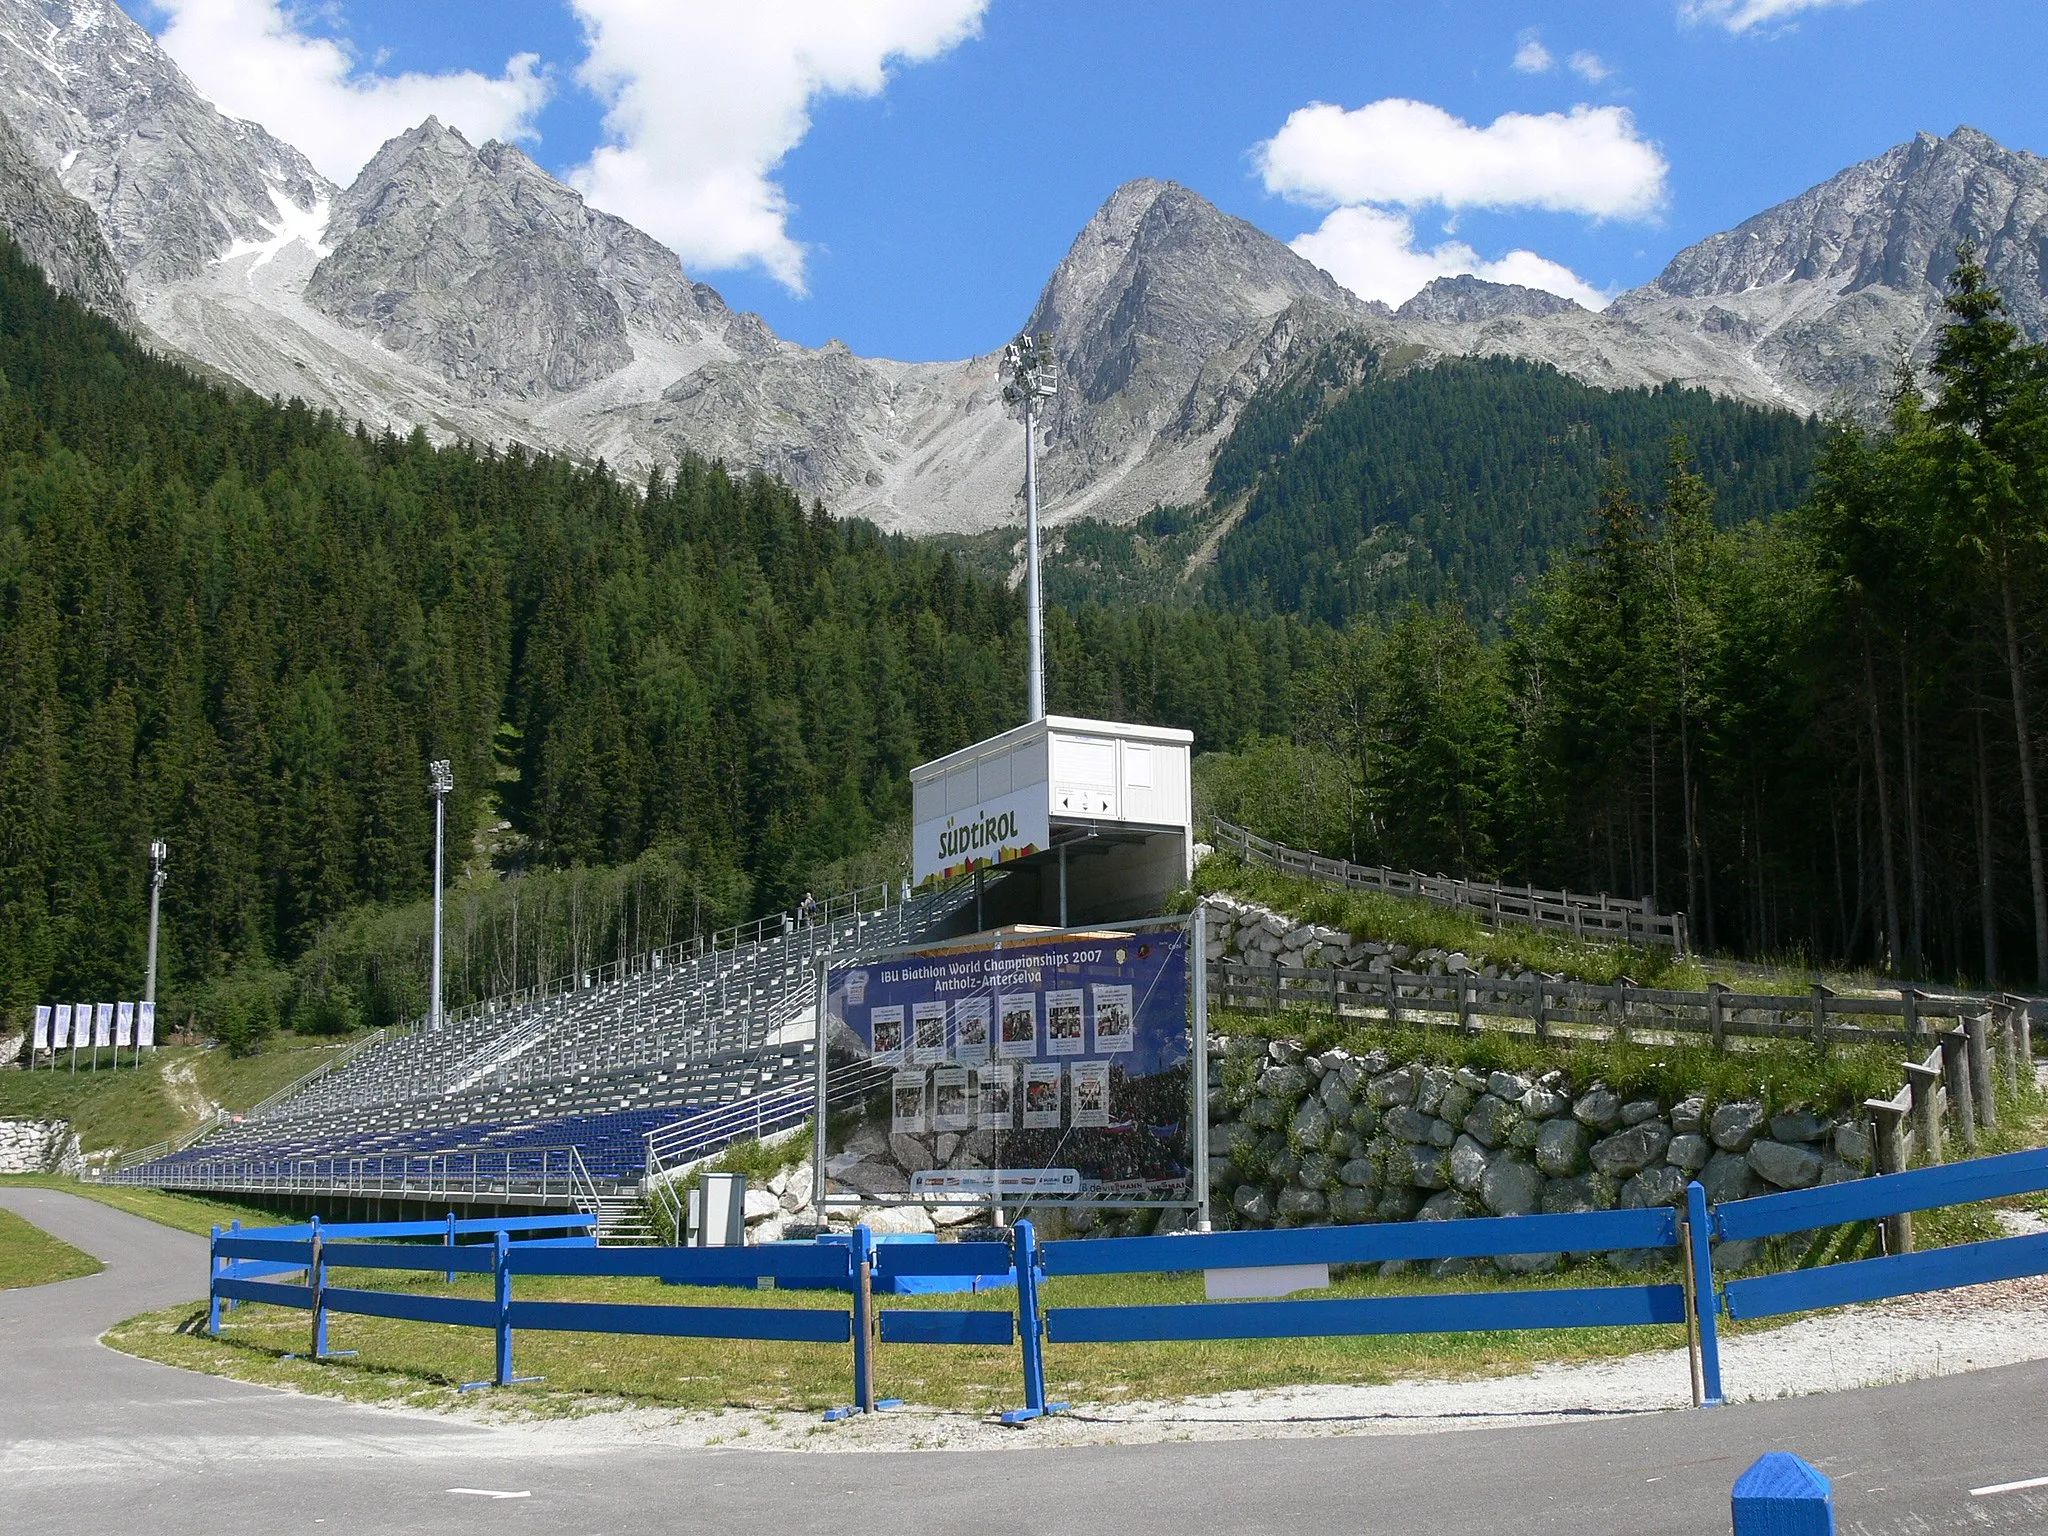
xmin=5 ymin=230 xmax=2047 ymax=1042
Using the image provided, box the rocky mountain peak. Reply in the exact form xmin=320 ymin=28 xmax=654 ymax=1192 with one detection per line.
xmin=0 ymin=102 xmax=130 ymax=320
xmin=307 ymin=118 xmax=737 ymax=401
xmin=0 ymin=0 xmax=329 ymax=288
xmin=1396 ymin=275 xmax=1582 ymax=325
xmin=1623 ymin=124 xmax=2048 ymax=338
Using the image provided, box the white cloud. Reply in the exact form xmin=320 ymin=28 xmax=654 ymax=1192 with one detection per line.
xmin=1679 ymin=0 xmax=1868 ymax=33
xmin=1512 ymin=36 xmax=1555 ymax=73
xmin=1258 ymin=98 xmax=1668 ymax=219
xmin=566 ymin=0 xmax=987 ymax=293
xmin=151 ymin=0 xmax=551 ymax=186
xmin=1291 ymin=204 xmax=1611 ymax=311
xmin=1568 ymin=50 xmax=1614 ymax=83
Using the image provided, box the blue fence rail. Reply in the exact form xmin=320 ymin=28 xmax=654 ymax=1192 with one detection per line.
xmin=204 ymin=1146 xmax=2048 ymax=1422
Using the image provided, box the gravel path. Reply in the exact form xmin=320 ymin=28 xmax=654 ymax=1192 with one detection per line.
xmin=444 ymin=1271 xmax=2048 ymax=1456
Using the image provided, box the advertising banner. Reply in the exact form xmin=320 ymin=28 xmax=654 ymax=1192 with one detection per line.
xmin=52 ymin=1004 xmax=71 ymax=1051
xmin=825 ymin=923 xmax=1193 ymax=1206
xmin=915 ymin=780 xmax=1050 ymax=887
xmin=137 ymin=1000 xmax=156 ymax=1049
xmin=33 ymin=1005 xmax=49 ymax=1052
xmin=115 ymin=1001 xmax=134 ymax=1048
xmin=93 ymin=1002 xmax=113 ymax=1048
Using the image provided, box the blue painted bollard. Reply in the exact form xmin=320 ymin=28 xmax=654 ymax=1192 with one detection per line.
xmin=1732 ymin=1452 xmax=1834 ymax=1535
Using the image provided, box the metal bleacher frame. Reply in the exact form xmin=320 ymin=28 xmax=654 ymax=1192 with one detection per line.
xmin=110 ymin=877 xmax=982 ymax=1222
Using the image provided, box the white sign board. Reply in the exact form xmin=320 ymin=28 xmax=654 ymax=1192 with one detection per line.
xmin=52 ymin=1004 xmax=71 ymax=1050
xmin=93 ymin=1002 xmax=113 ymax=1048
xmin=137 ymin=1000 xmax=155 ymax=1049
xmin=33 ymin=1005 xmax=49 ymax=1051
xmin=115 ymin=1001 xmax=134 ymax=1048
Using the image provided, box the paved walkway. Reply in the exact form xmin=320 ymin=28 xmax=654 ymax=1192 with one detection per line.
xmin=4 ymin=1185 xmax=2047 ymax=1534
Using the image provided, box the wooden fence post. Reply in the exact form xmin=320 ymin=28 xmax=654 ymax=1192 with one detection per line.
xmin=1458 ymin=970 xmax=1474 ymax=1036
xmin=1611 ymin=977 xmax=1632 ymax=1045
xmin=1938 ymin=1028 xmax=1977 ymax=1156
xmin=1534 ymin=979 xmax=1549 ymax=1043
xmin=1904 ymin=1054 xmax=1944 ymax=1165
xmin=1966 ymin=1011 xmax=1997 ymax=1132
xmin=1709 ymin=982 xmax=1728 ymax=1051
xmin=1810 ymin=985 xmax=1833 ymax=1052
xmin=2000 ymin=999 xmax=2021 ymax=1098
xmin=1901 ymin=987 xmax=1922 ymax=1050
xmin=1731 ymin=1452 xmax=1834 ymax=1536
xmin=1864 ymin=1099 xmax=1912 ymax=1254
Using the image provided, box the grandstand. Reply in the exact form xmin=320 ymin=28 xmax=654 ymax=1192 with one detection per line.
xmin=110 ymin=878 xmax=980 ymax=1239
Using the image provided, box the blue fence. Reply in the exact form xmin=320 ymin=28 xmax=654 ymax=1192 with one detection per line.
xmin=205 ymin=1146 xmax=2048 ymax=1422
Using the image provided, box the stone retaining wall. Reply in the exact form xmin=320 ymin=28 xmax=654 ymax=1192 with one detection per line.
xmin=1209 ymin=1034 xmax=1871 ymax=1271
xmin=0 ymin=1118 xmax=83 ymax=1175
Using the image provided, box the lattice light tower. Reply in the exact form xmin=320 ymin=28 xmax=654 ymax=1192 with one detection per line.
xmin=428 ymin=759 xmax=453 ymax=1031
xmin=144 ymin=840 xmax=167 ymax=1006
xmin=1002 ymin=333 xmax=1059 ymax=722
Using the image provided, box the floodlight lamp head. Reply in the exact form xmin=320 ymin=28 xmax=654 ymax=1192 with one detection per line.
xmin=428 ymin=759 xmax=453 ymax=796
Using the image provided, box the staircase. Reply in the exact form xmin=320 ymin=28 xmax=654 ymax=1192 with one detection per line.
xmin=596 ymin=1192 xmax=659 ymax=1247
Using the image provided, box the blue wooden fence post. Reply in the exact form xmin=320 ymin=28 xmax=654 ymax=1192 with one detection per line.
xmin=309 ymin=1214 xmax=328 ymax=1360
xmin=228 ymin=1218 xmax=241 ymax=1312
xmin=493 ymin=1229 xmax=513 ymax=1387
xmin=1732 ymin=1452 xmax=1833 ymax=1534
xmin=999 ymin=1219 xmax=1060 ymax=1425
xmin=207 ymin=1225 xmax=222 ymax=1336
xmin=1686 ymin=1180 xmax=1724 ymax=1405
xmin=850 ymin=1224 xmax=874 ymax=1413
xmin=445 ymin=1210 xmax=457 ymax=1284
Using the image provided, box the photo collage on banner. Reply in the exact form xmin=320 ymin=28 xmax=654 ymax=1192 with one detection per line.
xmin=33 ymin=1005 xmax=50 ymax=1053
xmin=826 ymin=924 xmax=1193 ymax=1204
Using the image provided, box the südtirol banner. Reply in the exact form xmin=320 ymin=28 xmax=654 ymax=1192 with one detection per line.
xmin=915 ymin=781 xmax=1049 ymax=886
xmin=825 ymin=924 xmax=1192 ymax=1206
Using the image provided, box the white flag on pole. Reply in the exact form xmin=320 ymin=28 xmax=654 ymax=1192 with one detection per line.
xmin=115 ymin=1001 xmax=134 ymax=1048
xmin=75 ymin=1004 xmax=92 ymax=1049
xmin=33 ymin=1005 xmax=50 ymax=1051
xmin=52 ymin=1003 xmax=71 ymax=1050
xmin=94 ymin=1002 xmax=113 ymax=1048
xmin=137 ymin=1000 xmax=155 ymax=1049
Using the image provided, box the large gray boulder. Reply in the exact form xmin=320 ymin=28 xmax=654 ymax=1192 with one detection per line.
xmin=1621 ymin=1100 xmax=1662 ymax=1126
xmin=1391 ymin=1143 xmax=1451 ymax=1189
xmin=1769 ymin=1108 xmax=1832 ymax=1144
xmin=1590 ymin=1122 xmax=1670 ymax=1177
xmin=1276 ymin=1187 xmax=1327 ymax=1221
xmin=1710 ymin=1100 xmax=1767 ymax=1151
xmin=1487 ymin=1071 xmax=1532 ymax=1101
xmin=1541 ymin=1174 xmax=1616 ymax=1215
xmin=1233 ymin=1185 xmax=1272 ymax=1222
xmin=1480 ymin=1155 xmax=1545 ymax=1217
xmin=1383 ymin=1105 xmax=1435 ymax=1143
xmin=1665 ymin=1132 xmax=1712 ymax=1173
xmin=1701 ymin=1148 xmax=1760 ymax=1204
xmin=1521 ymin=1086 xmax=1570 ymax=1120
xmin=1291 ymin=1098 xmax=1334 ymax=1148
xmin=1463 ymin=1094 xmax=1522 ymax=1148
xmin=1339 ymin=1157 xmax=1380 ymax=1188
xmin=1748 ymin=1138 xmax=1825 ymax=1190
xmin=1534 ymin=1117 xmax=1589 ymax=1176
xmin=1366 ymin=1066 xmax=1422 ymax=1107
xmin=1298 ymin=1152 xmax=1342 ymax=1190
xmin=1621 ymin=1165 xmax=1689 ymax=1209
xmin=1329 ymin=1186 xmax=1375 ymax=1223
xmin=1671 ymin=1096 xmax=1707 ymax=1134
xmin=1448 ymin=1134 xmax=1490 ymax=1193
xmin=1572 ymin=1087 xmax=1624 ymax=1132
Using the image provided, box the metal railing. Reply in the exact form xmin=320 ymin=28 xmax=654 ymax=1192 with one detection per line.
xmin=112 ymin=1145 xmax=603 ymax=1211
xmin=1213 ymin=820 xmax=1690 ymax=953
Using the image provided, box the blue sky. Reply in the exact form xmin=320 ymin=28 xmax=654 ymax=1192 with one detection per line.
xmin=133 ymin=1 xmax=2045 ymax=361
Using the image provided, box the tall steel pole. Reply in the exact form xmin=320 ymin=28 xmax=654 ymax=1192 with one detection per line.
xmin=144 ymin=840 xmax=167 ymax=1006
xmin=429 ymin=760 xmax=453 ymax=1031
xmin=1023 ymin=383 xmax=1043 ymax=721
xmin=1004 ymin=334 xmax=1058 ymax=724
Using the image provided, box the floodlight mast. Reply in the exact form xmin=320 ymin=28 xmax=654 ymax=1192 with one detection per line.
xmin=144 ymin=840 xmax=167 ymax=1007
xmin=428 ymin=760 xmax=453 ymax=1031
xmin=1003 ymin=334 xmax=1058 ymax=722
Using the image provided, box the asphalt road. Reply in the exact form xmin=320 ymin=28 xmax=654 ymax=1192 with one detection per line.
xmin=4 ymin=1185 xmax=2048 ymax=1535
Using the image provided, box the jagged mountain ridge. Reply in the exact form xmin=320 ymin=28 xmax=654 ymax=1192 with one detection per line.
xmin=0 ymin=105 xmax=128 ymax=320
xmin=0 ymin=0 xmax=2043 ymax=534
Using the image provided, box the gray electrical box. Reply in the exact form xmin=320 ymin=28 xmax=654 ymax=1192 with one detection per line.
xmin=696 ymin=1172 xmax=747 ymax=1247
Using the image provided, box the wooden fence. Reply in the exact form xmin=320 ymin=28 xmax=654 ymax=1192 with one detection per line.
xmin=1206 ymin=957 xmax=2022 ymax=1052
xmin=1211 ymin=820 xmax=1690 ymax=954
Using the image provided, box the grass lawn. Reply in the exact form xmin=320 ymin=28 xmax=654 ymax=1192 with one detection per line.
xmin=0 ymin=1175 xmax=281 ymax=1238
xmin=0 ymin=1034 xmax=367 ymax=1155
xmin=0 ymin=1203 xmax=102 ymax=1289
